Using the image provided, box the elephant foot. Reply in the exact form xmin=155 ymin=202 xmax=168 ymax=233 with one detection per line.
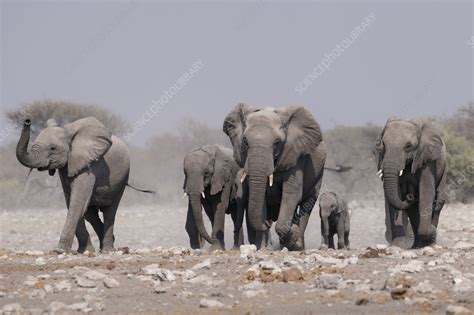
xmin=210 ymin=243 xmax=225 ymax=251
xmin=391 ymin=236 xmax=413 ymax=249
xmin=101 ymin=246 xmax=116 ymax=254
xmin=77 ymin=243 xmax=96 ymax=254
xmin=280 ymin=225 xmax=301 ymax=251
xmin=319 ymin=244 xmax=329 ymax=251
xmin=53 ymin=245 xmax=72 ymax=254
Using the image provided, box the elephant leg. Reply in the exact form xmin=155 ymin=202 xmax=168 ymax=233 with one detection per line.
xmin=320 ymin=219 xmax=328 ymax=250
xmin=406 ymin=204 xmax=424 ymax=248
xmin=84 ymin=206 xmax=104 ymax=250
xmin=336 ymin=219 xmax=345 ymax=249
xmin=418 ymin=165 xmax=437 ymax=245
xmin=210 ymin=199 xmax=226 ymax=251
xmin=185 ymin=203 xmax=202 ymax=249
xmin=328 ymin=232 xmax=335 ymax=249
xmin=75 ymin=218 xmax=95 ymax=254
xmin=231 ymin=208 xmax=244 ymax=249
xmin=275 ymin=169 xmax=303 ymax=251
xmin=55 ymin=173 xmax=95 ymax=254
xmin=101 ymin=186 xmax=125 ymax=253
xmin=344 ymin=230 xmax=350 ymax=248
xmin=297 ymin=193 xmax=318 ymax=250
xmin=385 ymin=197 xmax=413 ymax=249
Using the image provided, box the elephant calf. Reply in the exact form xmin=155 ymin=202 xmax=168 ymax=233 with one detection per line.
xmin=16 ymin=117 xmax=149 ymax=254
xmin=183 ymin=145 xmax=242 ymax=250
xmin=319 ymin=192 xmax=350 ymax=250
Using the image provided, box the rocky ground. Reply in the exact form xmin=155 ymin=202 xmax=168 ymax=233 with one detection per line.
xmin=0 ymin=203 xmax=473 ymax=314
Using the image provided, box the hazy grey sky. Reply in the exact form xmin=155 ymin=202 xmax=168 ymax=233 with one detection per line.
xmin=1 ymin=1 xmax=473 ymax=144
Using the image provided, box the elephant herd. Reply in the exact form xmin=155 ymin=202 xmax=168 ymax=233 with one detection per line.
xmin=15 ymin=104 xmax=447 ymax=253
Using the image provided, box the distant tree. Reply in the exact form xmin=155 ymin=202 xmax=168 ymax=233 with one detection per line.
xmin=6 ymin=100 xmax=129 ymax=136
xmin=445 ymin=103 xmax=474 ymax=144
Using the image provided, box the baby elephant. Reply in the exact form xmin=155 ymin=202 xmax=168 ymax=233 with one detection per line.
xmin=183 ymin=145 xmax=240 ymax=250
xmin=319 ymin=192 xmax=351 ymax=250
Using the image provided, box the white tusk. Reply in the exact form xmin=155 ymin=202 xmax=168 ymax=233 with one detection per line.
xmin=378 ymin=172 xmax=383 ymax=178
xmin=399 ymin=170 xmax=403 ymax=176
xmin=240 ymin=172 xmax=247 ymax=183
xmin=201 ymin=192 xmax=205 ymax=199
xmin=269 ymin=174 xmax=273 ymax=187
xmin=183 ymin=192 xmax=187 ymax=199
xmin=377 ymin=169 xmax=382 ymax=176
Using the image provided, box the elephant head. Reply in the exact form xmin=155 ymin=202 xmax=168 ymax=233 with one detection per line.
xmin=182 ymin=145 xmax=235 ymax=243
xmin=223 ymin=103 xmax=322 ymax=232
xmin=16 ymin=117 xmax=112 ymax=177
xmin=319 ymin=192 xmax=344 ymax=239
xmin=374 ymin=118 xmax=444 ymax=210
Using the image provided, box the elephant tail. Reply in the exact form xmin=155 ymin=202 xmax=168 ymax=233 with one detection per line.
xmin=324 ymin=165 xmax=352 ymax=172
xmin=126 ymin=183 xmax=156 ymax=194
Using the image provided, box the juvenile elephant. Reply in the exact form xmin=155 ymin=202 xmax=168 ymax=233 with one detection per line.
xmin=319 ymin=192 xmax=350 ymax=250
xmin=374 ymin=118 xmax=447 ymax=248
xmin=223 ymin=104 xmax=326 ymax=251
xmin=16 ymin=117 xmax=143 ymax=254
xmin=183 ymin=145 xmax=241 ymax=250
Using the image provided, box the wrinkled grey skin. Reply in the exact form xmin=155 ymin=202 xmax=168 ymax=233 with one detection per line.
xmin=183 ymin=145 xmax=241 ymax=250
xmin=374 ymin=118 xmax=447 ymax=248
xmin=224 ymin=104 xmax=326 ymax=251
xmin=233 ymin=169 xmax=273 ymax=249
xmin=319 ymin=192 xmax=350 ymax=250
xmin=16 ymin=117 xmax=130 ymax=254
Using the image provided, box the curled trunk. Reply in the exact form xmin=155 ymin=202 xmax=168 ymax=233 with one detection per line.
xmin=16 ymin=119 xmax=42 ymax=168
xmin=383 ymin=162 xmax=410 ymax=210
xmin=189 ymin=194 xmax=213 ymax=244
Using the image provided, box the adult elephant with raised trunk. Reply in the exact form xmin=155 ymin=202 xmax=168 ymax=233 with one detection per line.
xmin=223 ymin=103 xmax=326 ymax=251
xmin=16 ymin=117 xmax=152 ymax=254
xmin=374 ymin=118 xmax=447 ymax=248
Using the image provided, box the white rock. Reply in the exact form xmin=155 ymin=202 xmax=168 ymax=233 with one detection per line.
xmin=185 ymin=275 xmax=225 ymax=287
xmin=76 ymin=277 xmax=96 ymax=288
xmin=192 ymin=259 xmax=212 ymax=270
xmin=103 ymin=276 xmax=120 ymax=288
xmin=68 ymin=302 xmax=93 ymax=313
xmin=153 ymin=281 xmax=166 ymax=294
xmin=24 ymin=275 xmax=38 ymax=287
xmin=452 ymin=277 xmax=472 ymax=293
xmin=84 ymin=270 xmax=107 ymax=280
xmin=54 ymin=269 xmax=66 ymax=274
xmin=243 ymin=289 xmax=267 ymax=298
xmin=181 ymin=269 xmax=196 ymax=280
xmin=391 ymin=260 xmax=424 ymax=273
xmin=54 ymin=280 xmax=72 ymax=293
xmin=413 ymin=280 xmax=433 ymax=294
xmin=2 ymin=303 xmax=23 ymax=312
xmin=200 ymin=298 xmax=228 ymax=308
xmin=49 ymin=302 xmax=67 ymax=313
xmin=453 ymin=241 xmax=474 ymax=250
xmin=36 ymin=274 xmax=50 ymax=280
xmin=34 ymin=257 xmax=46 ymax=265
xmin=142 ymin=265 xmax=176 ymax=282
xmin=29 ymin=289 xmax=46 ymax=299
xmin=258 ymin=260 xmax=282 ymax=274
xmin=401 ymin=251 xmax=418 ymax=259
xmin=376 ymin=244 xmax=387 ymax=250
xmin=316 ymin=274 xmax=345 ymax=290
xmin=421 ymin=246 xmax=436 ymax=256
xmin=169 ymin=246 xmax=190 ymax=255
xmin=240 ymin=281 xmax=264 ymax=291
xmin=446 ymin=305 xmax=471 ymax=314
xmin=240 ymin=244 xmax=257 ymax=259
xmin=25 ymin=250 xmax=44 ymax=256
xmin=346 ymin=256 xmax=359 ymax=265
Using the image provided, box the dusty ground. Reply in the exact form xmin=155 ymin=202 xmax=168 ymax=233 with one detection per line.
xmin=0 ymin=203 xmax=473 ymax=314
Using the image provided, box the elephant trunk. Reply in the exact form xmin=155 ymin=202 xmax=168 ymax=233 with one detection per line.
xmin=383 ymin=160 xmax=411 ymax=210
xmin=16 ymin=119 xmax=42 ymax=169
xmin=189 ymin=193 xmax=213 ymax=244
xmin=247 ymin=147 xmax=272 ymax=232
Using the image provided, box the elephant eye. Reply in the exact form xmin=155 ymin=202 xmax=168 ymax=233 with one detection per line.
xmin=50 ymin=146 xmax=57 ymax=152
xmin=242 ymin=137 xmax=248 ymax=149
xmin=405 ymin=143 xmax=413 ymax=150
xmin=273 ymin=139 xmax=281 ymax=149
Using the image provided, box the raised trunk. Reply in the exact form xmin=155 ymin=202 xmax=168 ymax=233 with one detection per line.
xmin=16 ymin=119 xmax=42 ymax=168
xmin=383 ymin=162 xmax=411 ymax=210
xmin=189 ymin=194 xmax=213 ymax=244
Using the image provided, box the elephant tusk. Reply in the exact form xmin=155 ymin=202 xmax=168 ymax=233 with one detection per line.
xmin=183 ymin=192 xmax=187 ymax=199
xmin=269 ymin=174 xmax=273 ymax=187
xmin=240 ymin=172 xmax=247 ymax=183
xmin=201 ymin=192 xmax=205 ymax=199
xmin=377 ymin=169 xmax=382 ymax=176
xmin=378 ymin=172 xmax=383 ymax=178
xmin=399 ymin=170 xmax=403 ymax=176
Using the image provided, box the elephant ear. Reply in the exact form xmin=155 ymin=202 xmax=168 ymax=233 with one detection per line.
xmin=210 ymin=147 xmax=234 ymax=195
xmin=223 ymin=103 xmax=257 ymax=167
xmin=275 ymin=106 xmax=322 ymax=170
xmin=411 ymin=120 xmax=444 ymax=173
xmin=64 ymin=117 xmax=112 ymax=177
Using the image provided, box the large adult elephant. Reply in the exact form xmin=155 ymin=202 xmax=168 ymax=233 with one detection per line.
xmin=374 ymin=118 xmax=447 ymax=248
xmin=223 ymin=103 xmax=326 ymax=250
xmin=183 ymin=145 xmax=242 ymax=250
xmin=16 ymin=117 xmax=151 ymax=254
